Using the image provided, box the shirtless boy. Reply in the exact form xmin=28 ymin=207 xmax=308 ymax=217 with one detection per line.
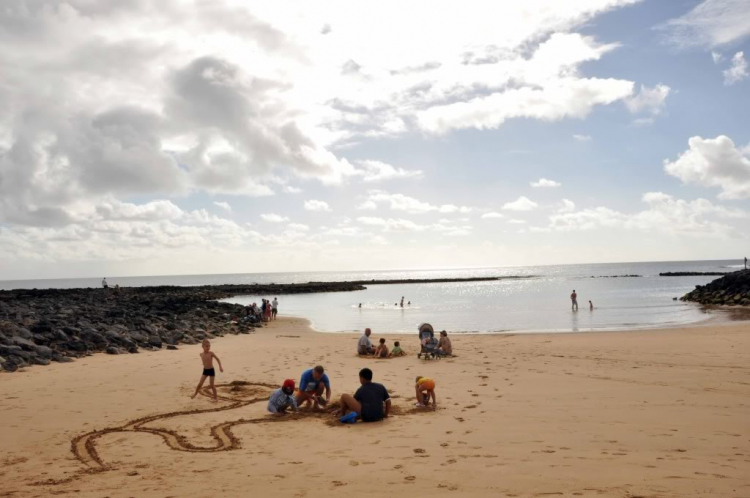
xmin=191 ymin=339 xmax=224 ymax=402
xmin=373 ymin=338 xmax=389 ymax=358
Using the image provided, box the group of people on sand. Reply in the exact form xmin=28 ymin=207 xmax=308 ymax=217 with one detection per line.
xmin=357 ymin=327 xmax=452 ymax=358
xmin=192 ymin=334 xmax=439 ymax=423
xmin=244 ymin=298 xmax=278 ymax=322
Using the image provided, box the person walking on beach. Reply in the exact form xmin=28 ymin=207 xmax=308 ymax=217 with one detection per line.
xmin=191 ymin=339 xmax=223 ymax=402
xmin=335 ymin=368 xmax=391 ymax=422
xmin=589 ymin=300 xmax=593 ymax=311
xmin=571 ymin=290 xmax=578 ymax=311
xmin=272 ymin=297 xmax=278 ymax=320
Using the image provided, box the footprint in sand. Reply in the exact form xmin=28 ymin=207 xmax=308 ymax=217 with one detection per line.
xmin=413 ymin=448 xmax=426 ymax=454
xmin=332 ymin=481 xmax=347 ymax=487
xmin=405 ymin=476 xmax=416 ymax=481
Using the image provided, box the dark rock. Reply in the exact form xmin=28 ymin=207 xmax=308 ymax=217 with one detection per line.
xmin=166 ymin=345 xmax=178 ymax=350
xmin=128 ymin=346 xmax=139 ymax=354
xmin=11 ymin=336 xmax=36 ymax=351
xmin=34 ymin=345 xmax=53 ymax=358
xmin=16 ymin=328 xmax=33 ymax=340
xmin=30 ymin=320 xmax=54 ymax=333
xmin=105 ymin=346 xmax=119 ymax=355
xmin=147 ymin=336 xmax=162 ymax=348
xmin=32 ymin=357 xmax=50 ymax=366
xmin=661 ymin=271 xmax=731 ymax=277
xmin=681 ymin=270 xmax=750 ymax=307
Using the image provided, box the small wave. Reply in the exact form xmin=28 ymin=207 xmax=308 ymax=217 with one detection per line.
xmin=720 ymin=265 xmax=744 ymax=268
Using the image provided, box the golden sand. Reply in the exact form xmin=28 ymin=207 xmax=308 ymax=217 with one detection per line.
xmin=2 ymin=317 xmax=749 ymax=497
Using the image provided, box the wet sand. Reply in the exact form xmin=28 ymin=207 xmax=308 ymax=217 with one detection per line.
xmin=2 ymin=317 xmax=749 ymax=497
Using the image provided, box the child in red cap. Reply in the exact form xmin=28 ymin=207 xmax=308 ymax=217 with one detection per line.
xmin=268 ymin=379 xmax=298 ymax=415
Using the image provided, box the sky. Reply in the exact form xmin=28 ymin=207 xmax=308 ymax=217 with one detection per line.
xmin=1 ymin=0 xmax=750 ymax=279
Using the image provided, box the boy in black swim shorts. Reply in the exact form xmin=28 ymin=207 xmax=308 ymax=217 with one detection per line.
xmin=191 ymin=339 xmax=224 ymax=402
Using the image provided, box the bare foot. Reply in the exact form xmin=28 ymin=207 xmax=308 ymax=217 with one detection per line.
xmin=211 ymin=398 xmax=218 ymax=403
xmin=191 ymin=393 xmax=197 ymax=399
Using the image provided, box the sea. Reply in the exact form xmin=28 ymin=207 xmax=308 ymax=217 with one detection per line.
xmin=2 ymin=259 xmax=747 ymax=334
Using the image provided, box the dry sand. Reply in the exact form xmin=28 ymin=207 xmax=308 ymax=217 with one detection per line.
xmin=2 ymin=317 xmax=749 ymax=498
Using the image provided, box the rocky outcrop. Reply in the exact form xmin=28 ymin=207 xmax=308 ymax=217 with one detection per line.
xmin=660 ymin=272 xmax=730 ymax=276
xmin=680 ymin=270 xmax=750 ymax=306
xmin=0 ymin=287 xmax=258 ymax=372
xmin=0 ymin=275 xmax=518 ymax=372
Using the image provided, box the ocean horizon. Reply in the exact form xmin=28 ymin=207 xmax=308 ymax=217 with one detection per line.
xmin=3 ymin=258 xmax=747 ymax=334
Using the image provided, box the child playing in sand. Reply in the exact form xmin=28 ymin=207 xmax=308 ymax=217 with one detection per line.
xmin=267 ymin=379 xmax=298 ymax=415
xmin=191 ymin=339 xmax=223 ymax=402
xmin=389 ymin=341 xmax=406 ymax=357
xmin=415 ymin=376 xmax=437 ymax=409
xmin=373 ymin=338 xmax=389 ymax=358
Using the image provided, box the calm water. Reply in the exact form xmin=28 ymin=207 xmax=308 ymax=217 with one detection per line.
xmin=3 ymin=260 xmax=743 ymax=334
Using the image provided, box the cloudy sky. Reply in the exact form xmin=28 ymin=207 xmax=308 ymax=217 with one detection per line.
xmin=1 ymin=0 xmax=750 ymax=279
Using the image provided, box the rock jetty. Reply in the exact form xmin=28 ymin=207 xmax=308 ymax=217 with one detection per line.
xmin=660 ymin=272 xmax=729 ymax=277
xmin=0 ymin=286 xmax=260 ymax=372
xmin=0 ymin=276 xmax=514 ymax=372
xmin=680 ymin=269 xmax=750 ymax=306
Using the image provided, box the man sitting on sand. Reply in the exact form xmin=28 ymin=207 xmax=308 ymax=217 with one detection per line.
xmin=437 ymin=330 xmax=452 ymax=356
xmin=336 ymin=368 xmax=391 ymax=422
xmin=296 ymin=365 xmax=331 ymax=409
xmin=268 ymin=379 xmax=298 ymax=415
xmin=358 ymin=328 xmax=375 ymax=355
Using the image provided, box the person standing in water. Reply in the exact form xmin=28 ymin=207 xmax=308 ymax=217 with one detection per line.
xmin=400 ymin=296 xmax=404 ymax=308
xmin=589 ymin=300 xmax=593 ymax=311
xmin=570 ymin=290 xmax=578 ymax=311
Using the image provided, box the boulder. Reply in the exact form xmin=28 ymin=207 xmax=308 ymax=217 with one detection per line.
xmin=105 ymin=346 xmax=119 ymax=355
xmin=166 ymin=345 xmax=178 ymax=350
xmin=11 ymin=336 xmax=36 ymax=351
xmin=34 ymin=345 xmax=53 ymax=358
xmin=147 ymin=336 xmax=162 ymax=348
xmin=15 ymin=328 xmax=33 ymax=340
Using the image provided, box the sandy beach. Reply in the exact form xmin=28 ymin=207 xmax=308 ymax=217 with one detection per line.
xmin=2 ymin=317 xmax=749 ymax=498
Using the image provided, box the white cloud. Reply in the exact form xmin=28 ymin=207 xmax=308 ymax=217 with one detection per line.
xmin=357 ymin=200 xmax=378 ymax=210
xmin=712 ymin=51 xmax=724 ymax=63
xmin=355 ymin=160 xmax=423 ymax=182
xmin=539 ymin=192 xmax=748 ymax=235
xmin=414 ymin=32 xmax=635 ymax=134
xmin=664 ymin=135 xmax=750 ymax=199
xmin=625 ymin=84 xmax=670 ymax=115
xmin=261 ymin=213 xmax=289 ymax=223
xmin=557 ymin=199 xmax=576 ymax=213
xmin=531 ymin=178 xmax=562 ymax=188
xmin=357 ymin=217 xmax=427 ymax=233
xmin=573 ymin=134 xmax=592 ymax=141
xmin=366 ymin=190 xmax=471 ymax=214
xmin=724 ymin=51 xmax=748 ymax=85
xmin=304 ymin=200 xmax=332 ymax=212
xmin=213 ymin=201 xmax=232 ymax=212
xmin=95 ymin=200 xmax=185 ymax=221
xmin=503 ymin=196 xmax=539 ymax=211
xmin=508 ymin=219 xmax=527 ymax=224
xmin=661 ymin=0 xmax=750 ymax=49
xmin=283 ymin=186 xmax=303 ymax=194
xmin=481 ymin=212 xmax=505 ymax=219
